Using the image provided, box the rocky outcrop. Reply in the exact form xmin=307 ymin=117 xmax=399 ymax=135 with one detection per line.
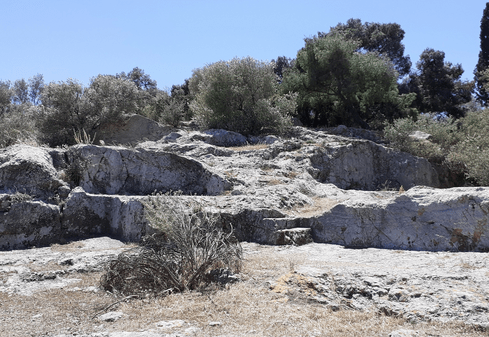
xmin=96 ymin=114 xmax=174 ymax=145
xmin=2 ymin=125 xmax=488 ymax=252
xmin=59 ymin=145 xmax=231 ymax=196
xmin=309 ymin=186 xmax=489 ymax=251
xmin=308 ymin=138 xmax=438 ymax=190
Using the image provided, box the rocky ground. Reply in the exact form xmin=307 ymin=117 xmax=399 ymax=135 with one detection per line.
xmin=1 ymin=237 xmax=487 ymax=336
xmin=1 ymin=118 xmax=489 ymax=335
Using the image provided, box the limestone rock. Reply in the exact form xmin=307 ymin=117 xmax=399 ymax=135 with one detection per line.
xmin=310 ymin=186 xmax=489 ymax=251
xmin=309 ymin=139 xmax=438 ymax=190
xmin=97 ymin=311 xmax=124 ymax=322
xmin=0 ymin=194 xmax=61 ymax=250
xmin=408 ymin=130 xmax=432 ymax=141
xmin=203 ymin=129 xmax=248 ymax=147
xmin=97 ymin=114 xmax=174 ymax=146
xmin=66 ymin=145 xmax=231 ymax=196
xmin=0 ymin=145 xmax=66 ymax=200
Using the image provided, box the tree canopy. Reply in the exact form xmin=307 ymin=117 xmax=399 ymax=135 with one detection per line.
xmin=475 ymin=3 xmax=489 ymax=105
xmin=403 ymin=48 xmax=473 ymax=118
xmin=189 ymin=57 xmax=295 ymax=135
xmin=317 ymin=18 xmax=412 ymax=78
xmin=281 ymin=33 xmax=415 ymax=128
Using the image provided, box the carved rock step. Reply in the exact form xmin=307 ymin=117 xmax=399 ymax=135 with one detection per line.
xmin=272 ymin=227 xmax=313 ymax=246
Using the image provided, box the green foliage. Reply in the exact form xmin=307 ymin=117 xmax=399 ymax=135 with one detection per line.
xmin=384 ymin=110 xmax=489 ymax=186
xmin=282 ymin=33 xmax=415 ymax=128
xmin=100 ymin=194 xmax=242 ymax=296
xmin=474 ymin=3 xmax=489 ymax=106
xmin=383 ymin=114 xmax=461 ymax=164
xmin=189 ymin=56 xmax=294 ymax=135
xmin=325 ymin=18 xmax=412 ymax=77
xmin=406 ymin=49 xmax=473 ymax=118
xmin=28 ymin=74 xmax=44 ymax=105
xmin=141 ymin=89 xmax=188 ymax=127
xmin=39 ymin=76 xmax=140 ymax=146
xmin=447 ymin=110 xmax=489 ymax=185
xmin=12 ymin=79 xmax=29 ymax=104
xmin=0 ymin=80 xmax=12 ymax=114
xmin=0 ymin=104 xmax=41 ymax=147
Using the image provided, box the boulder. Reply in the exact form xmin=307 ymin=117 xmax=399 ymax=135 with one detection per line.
xmin=61 ymin=188 xmax=147 ymax=242
xmin=0 ymin=145 xmax=66 ymax=200
xmin=0 ymin=194 xmax=61 ymax=250
xmin=96 ymin=114 xmax=173 ymax=145
xmin=409 ymin=130 xmax=432 ymax=141
xmin=308 ymin=139 xmax=439 ymax=190
xmin=203 ymin=129 xmax=248 ymax=147
xmin=309 ymin=186 xmax=489 ymax=251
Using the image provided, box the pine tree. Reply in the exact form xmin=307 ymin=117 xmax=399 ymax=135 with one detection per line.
xmin=475 ymin=3 xmax=489 ymax=106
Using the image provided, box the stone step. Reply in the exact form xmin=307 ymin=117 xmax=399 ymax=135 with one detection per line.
xmin=272 ymin=227 xmax=313 ymax=246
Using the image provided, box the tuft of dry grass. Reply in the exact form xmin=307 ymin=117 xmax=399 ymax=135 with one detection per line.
xmin=229 ymin=143 xmax=268 ymax=152
xmin=285 ymin=197 xmax=339 ymax=217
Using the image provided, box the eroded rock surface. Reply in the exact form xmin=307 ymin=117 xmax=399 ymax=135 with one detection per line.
xmin=1 ymin=238 xmax=487 ymax=334
xmin=265 ymin=242 xmax=489 ymax=329
xmin=1 ymin=126 xmax=488 ymax=252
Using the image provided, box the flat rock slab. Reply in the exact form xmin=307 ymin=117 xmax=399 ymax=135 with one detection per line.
xmin=261 ymin=242 xmax=489 ymax=328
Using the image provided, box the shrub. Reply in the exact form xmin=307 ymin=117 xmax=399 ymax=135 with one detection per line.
xmin=447 ymin=110 xmax=489 ymax=185
xmin=0 ymin=104 xmax=41 ymax=147
xmin=39 ymin=76 xmax=140 ymax=146
xmin=189 ymin=57 xmax=294 ymax=135
xmin=383 ymin=114 xmax=461 ymax=164
xmin=384 ymin=110 xmax=489 ymax=186
xmin=100 ymin=194 xmax=242 ymax=296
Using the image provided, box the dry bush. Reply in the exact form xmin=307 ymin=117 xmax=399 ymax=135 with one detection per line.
xmin=100 ymin=194 xmax=242 ymax=296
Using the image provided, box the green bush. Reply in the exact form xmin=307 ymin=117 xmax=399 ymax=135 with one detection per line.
xmin=383 ymin=114 xmax=461 ymax=164
xmin=447 ymin=110 xmax=489 ymax=185
xmin=100 ymin=194 xmax=242 ymax=296
xmin=189 ymin=57 xmax=295 ymax=135
xmin=384 ymin=110 xmax=489 ymax=186
xmin=39 ymin=76 xmax=140 ymax=147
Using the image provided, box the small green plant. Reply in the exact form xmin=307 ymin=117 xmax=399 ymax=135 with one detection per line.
xmin=63 ymin=152 xmax=91 ymax=187
xmin=100 ymin=193 xmax=242 ymax=296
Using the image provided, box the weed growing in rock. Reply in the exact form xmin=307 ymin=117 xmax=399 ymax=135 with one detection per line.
xmin=100 ymin=193 xmax=242 ymax=297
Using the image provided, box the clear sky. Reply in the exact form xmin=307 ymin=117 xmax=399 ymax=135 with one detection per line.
xmin=1 ymin=0 xmax=484 ymax=90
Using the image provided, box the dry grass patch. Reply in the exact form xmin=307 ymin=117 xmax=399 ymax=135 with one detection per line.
xmin=1 ymin=243 xmax=488 ymax=337
xmin=229 ymin=143 xmax=268 ymax=151
xmin=285 ymin=197 xmax=339 ymax=217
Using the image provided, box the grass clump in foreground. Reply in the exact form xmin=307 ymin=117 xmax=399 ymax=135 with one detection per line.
xmin=100 ymin=193 xmax=242 ymax=297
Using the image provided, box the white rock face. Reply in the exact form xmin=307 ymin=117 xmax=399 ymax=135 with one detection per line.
xmin=0 ymin=145 xmax=66 ymax=199
xmin=309 ymin=186 xmax=489 ymax=251
xmin=309 ymin=139 xmax=438 ymax=190
xmin=0 ymin=126 xmax=487 ymax=252
xmin=66 ymin=145 xmax=231 ymax=196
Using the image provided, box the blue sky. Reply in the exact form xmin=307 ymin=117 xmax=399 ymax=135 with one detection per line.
xmin=1 ymin=0 xmax=484 ymax=90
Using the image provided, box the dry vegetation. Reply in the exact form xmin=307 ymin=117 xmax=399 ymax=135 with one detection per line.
xmin=284 ymin=197 xmax=340 ymax=217
xmin=229 ymin=143 xmax=268 ymax=152
xmin=1 ymin=243 xmax=487 ymax=337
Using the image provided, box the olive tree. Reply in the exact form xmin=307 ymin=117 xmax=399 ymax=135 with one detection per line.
xmin=189 ymin=57 xmax=295 ymax=135
xmin=39 ymin=76 xmax=140 ymax=146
